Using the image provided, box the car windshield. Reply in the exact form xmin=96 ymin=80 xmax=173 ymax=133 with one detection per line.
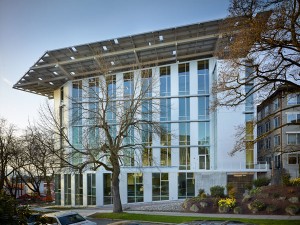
xmin=58 ymin=213 xmax=86 ymax=225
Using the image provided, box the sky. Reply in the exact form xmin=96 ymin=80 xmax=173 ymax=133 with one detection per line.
xmin=0 ymin=0 xmax=229 ymax=129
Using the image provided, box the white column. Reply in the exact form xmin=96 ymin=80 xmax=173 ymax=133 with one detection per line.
xmin=71 ymin=175 xmax=75 ymax=206
xmin=119 ymin=172 xmax=128 ymax=204
xmin=82 ymin=173 xmax=87 ymax=206
xmin=96 ymin=172 xmax=103 ymax=206
xmin=169 ymin=172 xmax=178 ymax=200
xmin=143 ymin=172 xmax=152 ymax=202
xmin=61 ymin=174 xmax=65 ymax=206
xmin=190 ymin=61 xmax=198 ymax=95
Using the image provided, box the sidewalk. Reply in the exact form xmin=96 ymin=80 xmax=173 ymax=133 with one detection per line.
xmin=72 ymin=208 xmax=300 ymax=221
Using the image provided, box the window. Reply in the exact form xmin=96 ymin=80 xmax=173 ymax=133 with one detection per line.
xmin=265 ymin=121 xmax=271 ymax=132
xmin=152 ymin=173 xmax=169 ymax=201
xmin=178 ymin=63 xmax=189 ymax=95
xmin=64 ymin=174 xmax=71 ymax=205
xmin=142 ymin=148 xmax=152 ymax=166
xmin=89 ymin=78 xmax=99 ymax=100
xmin=199 ymin=147 xmax=210 ymax=170
xmin=72 ymin=103 xmax=82 ymax=125
xmin=287 ymin=93 xmax=300 ymax=105
xmin=274 ymin=135 xmax=280 ymax=146
xmin=142 ymin=124 xmax=152 ymax=146
xmin=103 ymin=173 xmax=113 ymax=204
xmin=160 ymin=66 xmax=170 ymax=96
xmin=60 ymin=87 xmax=64 ymax=102
xmin=287 ymin=113 xmax=300 ymax=123
xmin=72 ymin=127 xmax=82 ymax=149
xmin=274 ymin=116 xmax=280 ymax=128
xmin=160 ymin=98 xmax=171 ymax=121
xmin=124 ymin=72 xmax=134 ymax=97
xmin=106 ymin=75 xmax=116 ymax=98
xmin=198 ymin=96 xmax=209 ymax=120
xmin=287 ymin=133 xmax=300 ymax=145
xmin=257 ymin=125 xmax=263 ymax=136
xmin=198 ymin=122 xmax=210 ymax=145
xmin=273 ymin=98 xmax=279 ymax=111
xmin=198 ymin=60 xmax=209 ymax=94
xmin=123 ymin=149 xmax=134 ymax=166
xmin=54 ymin=174 xmax=61 ymax=205
xmin=127 ymin=173 xmax=143 ymax=203
xmin=178 ymin=173 xmax=195 ymax=199
xmin=264 ymin=105 xmax=270 ymax=115
xmin=161 ymin=123 xmax=171 ymax=146
xmin=179 ymin=98 xmax=190 ymax=120
xmin=161 ymin=148 xmax=171 ymax=166
xmin=179 ymin=123 xmax=190 ymax=145
xmin=87 ymin=173 xmax=96 ymax=205
xmin=245 ymin=85 xmax=254 ymax=111
xmin=265 ymin=137 xmax=271 ymax=149
xmin=141 ymin=69 xmax=152 ymax=97
xmin=72 ymin=80 xmax=82 ymax=101
xmin=75 ymin=174 xmax=83 ymax=205
xmin=179 ymin=147 xmax=190 ymax=170
xmin=288 ymin=154 xmax=298 ymax=164
xmin=142 ymin=100 xmax=152 ymax=122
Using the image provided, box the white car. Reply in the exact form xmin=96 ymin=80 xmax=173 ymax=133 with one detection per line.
xmin=37 ymin=211 xmax=97 ymax=225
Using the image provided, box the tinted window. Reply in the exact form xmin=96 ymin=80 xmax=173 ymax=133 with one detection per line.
xmin=58 ymin=213 xmax=86 ymax=225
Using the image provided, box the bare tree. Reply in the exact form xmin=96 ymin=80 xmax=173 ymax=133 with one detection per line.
xmin=11 ymin=125 xmax=60 ymax=200
xmin=40 ymin=62 xmax=163 ymax=212
xmin=214 ymin=0 xmax=300 ymax=108
xmin=0 ymin=118 xmax=19 ymax=193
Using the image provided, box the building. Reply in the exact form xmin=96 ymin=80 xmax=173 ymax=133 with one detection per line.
xmin=257 ymin=86 xmax=300 ymax=179
xmin=14 ymin=18 xmax=268 ymax=206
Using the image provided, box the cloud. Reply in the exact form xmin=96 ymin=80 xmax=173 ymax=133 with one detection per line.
xmin=2 ymin=77 xmax=13 ymax=86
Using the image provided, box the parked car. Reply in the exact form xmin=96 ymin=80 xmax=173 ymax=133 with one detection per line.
xmin=35 ymin=211 xmax=96 ymax=225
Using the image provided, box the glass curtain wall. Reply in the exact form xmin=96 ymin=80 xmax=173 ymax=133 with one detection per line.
xmin=54 ymin=174 xmax=61 ymax=205
xmin=64 ymin=174 xmax=71 ymax=205
xmin=75 ymin=174 xmax=83 ymax=205
xmin=152 ymin=173 xmax=169 ymax=201
xmin=178 ymin=172 xmax=195 ymax=199
xmin=87 ymin=173 xmax=96 ymax=205
xmin=103 ymin=173 xmax=113 ymax=205
xmin=127 ymin=173 xmax=143 ymax=203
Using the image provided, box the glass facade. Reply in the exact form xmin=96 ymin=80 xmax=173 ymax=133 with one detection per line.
xmin=64 ymin=174 xmax=71 ymax=205
xmin=152 ymin=173 xmax=169 ymax=201
xmin=178 ymin=172 xmax=194 ymax=199
xmin=75 ymin=174 xmax=83 ymax=205
xmin=160 ymin=66 xmax=170 ymax=96
xmin=178 ymin=63 xmax=189 ymax=95
xmin=103 ymin=173 xmax=113 ymax=205
xmin=87 ymin=173 xmax=96 ymax=205
xmin=54 ymin=174 xmax=61 ymax=205
xmin=127 ymin=173 xmax=143 ymax=203
xmin=198 ymin=60 xmax=209 ymax=94
xmin=179 ymin=98 xmax=190 ymax=120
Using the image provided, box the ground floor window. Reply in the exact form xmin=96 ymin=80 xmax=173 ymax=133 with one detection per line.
xmin=87 ymin=173 xmax=96 ymax=205
xmin=64 ymin=174 xmax=71 ymax=205
xmin=178 ymin=172 xmax=194 ymax=199
xmin=152 ymin=173 xmax=169 ymax=201
xmin=103 ymin=173 xmax=113 ymax=205
xmin=54 ymin=174 xmax=61 ymax=205
xmin=75 ymin=174 xmax=83 ymax=205
xmin=128 ymin=173 xmax=143 ymax=203
xmin=288 ymin=154 xmax=300 ymax=164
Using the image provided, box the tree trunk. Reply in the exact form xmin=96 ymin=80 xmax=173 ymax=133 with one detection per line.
xmin=46 ymin=177 xmax=53 ymax=201
xmin=111 ymin=168 xmax=123 ymax=213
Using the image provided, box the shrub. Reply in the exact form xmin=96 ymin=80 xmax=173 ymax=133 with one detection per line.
xmin=282 ymin=171 xmax=291 ymax=186
xmin=200 ymin=192 xmax=207 ymax=199
xmin=198 ymin=189 xmax=205 ymax=196
xmin=210 ymin=185 xmax=225 ymax=198
xmin=218 ymin=198 xmax=236 ymax=209
xmin=249 ymin=187 xmax=261 ymax=196
xmin=266 ymin=205 xmax=278 ymax=213
xmin=226 ymin=183 xmax=236 ymax=198
xmin=234 ymin=206 xmax=242 ymax=214
xmin=248 ymin=199 xmax=266 ymax=213
xmin=290 ymin=177 xmax=300 ymax=187
xmin=285 ymin=205 xmax=299 ymax=215
xmin=253 ymin=177 xmax=270 ymax=187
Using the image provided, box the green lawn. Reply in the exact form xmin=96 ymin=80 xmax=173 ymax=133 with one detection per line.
xmin=91 ymin=212 xmax=300 ymax=225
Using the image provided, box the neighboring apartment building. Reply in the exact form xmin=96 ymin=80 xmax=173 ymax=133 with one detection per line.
xmin=257 ymin=86 xmax=300 ymax=178
xmin=14 ymin=19 xmax=268 ymax=206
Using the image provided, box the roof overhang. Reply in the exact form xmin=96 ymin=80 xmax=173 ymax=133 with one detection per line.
xmin=13 ymin=19 xmax=222 ymax=98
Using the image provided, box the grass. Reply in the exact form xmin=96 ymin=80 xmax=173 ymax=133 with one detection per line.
xmin=91 ymin=212 xmax=300 ymax=225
